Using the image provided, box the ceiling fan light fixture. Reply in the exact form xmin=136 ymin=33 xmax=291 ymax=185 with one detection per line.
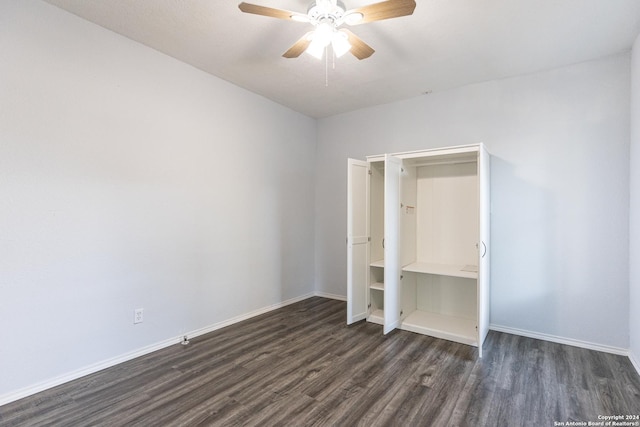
xmin=305 ymin=24 xmax=350 ymax=59
xmin=331 ymin=31 xmax=351 ymax=57
xmin=306 ymin=24 xmax=332 ymax=59
xmin=314 ymin=22 xmax=335 ymax=44
xmin=306 ymin=38 xmax=327 ymax=59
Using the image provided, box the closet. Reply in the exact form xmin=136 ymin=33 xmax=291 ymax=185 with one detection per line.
xmin=347 ymin=144 xmax=490 ymax=356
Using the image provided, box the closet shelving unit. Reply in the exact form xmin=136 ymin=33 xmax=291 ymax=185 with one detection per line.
xmin=347 ymin=144 xmax=490 ymax=356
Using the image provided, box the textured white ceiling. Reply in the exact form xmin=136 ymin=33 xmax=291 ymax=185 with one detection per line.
xmin=43 ymin=0 xmax=640 ymax=118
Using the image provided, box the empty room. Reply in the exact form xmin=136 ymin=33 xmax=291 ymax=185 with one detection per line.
xmin=1 ymin=0 xmax=640 ymax=425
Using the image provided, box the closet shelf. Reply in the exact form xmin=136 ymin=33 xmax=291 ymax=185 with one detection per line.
xmin=368 ymin=309 xmax=384 ymax=325
xmin=402 ymin=311 xmax=478 ymax=346
xmin=370 ymin=282 xmax=384 ymax=291
xmin=370 ymin=259 xmax=385 ymax=268
xmin=402 ymin=262 xmax=477 ymax=279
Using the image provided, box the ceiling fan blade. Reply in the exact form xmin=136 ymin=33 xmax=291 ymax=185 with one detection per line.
xmin=238 ymin=2 xmax=299 ymax=20
xmin=282 ymin=33 xmax=313 ymax=58
xmin=341 ymin=29 xmax=375 ymax=60
xmin=347 ymin=0 xmax=416 ymax=24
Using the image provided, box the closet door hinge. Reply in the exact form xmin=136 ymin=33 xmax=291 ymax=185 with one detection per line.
xmin=368 ymin=170 xmax=372 ymax=175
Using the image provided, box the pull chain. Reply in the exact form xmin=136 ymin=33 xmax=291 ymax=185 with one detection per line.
xmin=325 ymin=46 xmax=329 ymax=87
xmin=324 ymin=46 xmax=337 ymax=87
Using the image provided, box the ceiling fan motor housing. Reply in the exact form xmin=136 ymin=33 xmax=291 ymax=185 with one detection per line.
xmin=307 ymin=0 xmax=347 ymax=25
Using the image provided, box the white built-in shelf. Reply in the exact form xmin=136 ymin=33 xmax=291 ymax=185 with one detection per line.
xmin=402 ymin=311 xmax=477 ymax=346
xmin=402 ymin=262 xmax=477 ymax=279
xmin=368 ymin=309 xmax=384 ymax=325
xmin=370 ymin=282 xmax=384 ymax=291
xmin=370 ymin=259 xmax=385 ymax=268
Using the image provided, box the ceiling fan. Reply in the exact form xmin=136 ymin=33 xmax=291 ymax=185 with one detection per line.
xmin=238 ymin=0 xmax=416 ymax=60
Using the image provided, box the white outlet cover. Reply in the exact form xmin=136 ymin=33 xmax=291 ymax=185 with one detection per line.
xmin=134 ymin=308 xmax=143 ymax=324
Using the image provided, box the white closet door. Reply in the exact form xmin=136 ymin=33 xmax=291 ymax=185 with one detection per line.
xmin=347 ymin=158 xmax=370 ymax=325
xmin=477 ymin=146 xmax=491 ymax=356
xmin=384 ymin=155 xmax=402 ymax=334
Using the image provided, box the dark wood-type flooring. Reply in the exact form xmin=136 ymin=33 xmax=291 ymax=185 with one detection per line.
xmin=1 ymin=297 xmax=639 ymax=426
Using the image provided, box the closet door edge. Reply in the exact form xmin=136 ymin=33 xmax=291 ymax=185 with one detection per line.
xmin=347 ymin=158 xmax=370 ymax=325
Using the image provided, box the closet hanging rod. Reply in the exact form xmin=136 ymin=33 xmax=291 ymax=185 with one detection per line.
xmin=405 ymin=158 xmax=477 ymax=167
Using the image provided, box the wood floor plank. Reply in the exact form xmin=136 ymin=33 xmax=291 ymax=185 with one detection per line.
xmin=1 ymin=297 xmax=639 ymax=426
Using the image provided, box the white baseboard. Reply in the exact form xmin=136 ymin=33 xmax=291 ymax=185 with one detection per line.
xmin=0 ymin=335 xmax=181 ymax=407
xmin=314 ymin=291 xmax=347 ymax=301
xmin=490 ymin=324 xmax=630 ymax=356
xmin=0 ymin=292 xmax=316 ymax=407
xmin=184 ymin=292 xmax=316 ymax=341
xmin=630 ymin=350 xmax=640 ymax=377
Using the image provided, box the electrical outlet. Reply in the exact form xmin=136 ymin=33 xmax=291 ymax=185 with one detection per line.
xmin=134 ymin=308 xmax=143 ymax=324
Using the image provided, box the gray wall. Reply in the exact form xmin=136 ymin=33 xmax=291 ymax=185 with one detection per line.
xmin=0 ymin=0 xmax=316 ymax=399
xmin=1 ymin=0 xmax=638 ymax=404
xmin=315 ymin=54 xmax=631 ymax=350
